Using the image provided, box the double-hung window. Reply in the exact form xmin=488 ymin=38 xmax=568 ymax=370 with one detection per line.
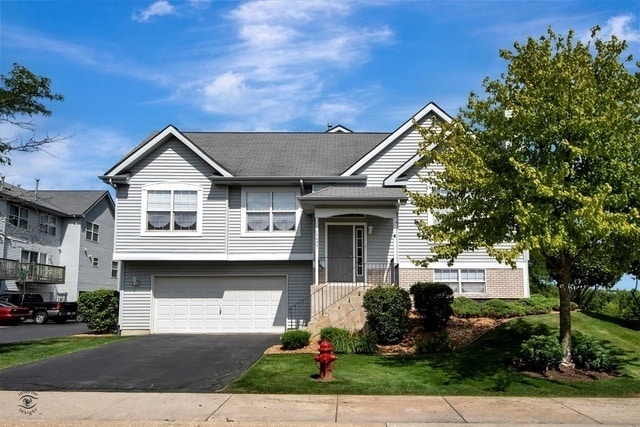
xmin=142 ymin=184 xmax=202 ymax=234
xmin=434 ymin=268 xmax=486 ymax=294
xmin=245 ymin=191 xmax=297 ymax=232
xmin=39 ymin=214 xmax=57 ymax=236
xmin=9 ymin=204 xmax=29 ymax=229
xmin=86 ymin=222 xmax=99 ymax=241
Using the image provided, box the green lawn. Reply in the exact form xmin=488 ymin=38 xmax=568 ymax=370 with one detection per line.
xmin=0 ymin=336 xmax=129 ymax=370
xmin=228 ymin=312 xmax=640 ymax=396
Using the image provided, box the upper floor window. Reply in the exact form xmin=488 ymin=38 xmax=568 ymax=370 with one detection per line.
xmin=434 ymin=268 xmax=486 ymax=294
xmin=86 ymin=222 xmax=99 ymax=242
xmin=245 ymin=190 xmax=297 ymax=232
xmin=9 ymin=204 xmax=29 ymax=229
xmin=39 ymin=214 xmax=57 ymax=236
xmin=141 ymin=183 xmax=202 ymax=235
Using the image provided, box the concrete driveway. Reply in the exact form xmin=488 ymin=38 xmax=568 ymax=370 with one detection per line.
xmin=0 ymin=334 xmax=279 ymax=392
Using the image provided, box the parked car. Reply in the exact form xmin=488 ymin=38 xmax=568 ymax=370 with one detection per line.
xmin=0 ymin=301 xmax=30 ymax=323
xmin=0 ymin=293 xmax=78 ymax=324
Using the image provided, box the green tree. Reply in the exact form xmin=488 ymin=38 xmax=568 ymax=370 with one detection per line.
xmin=0 ymin=63 xmax=64 ymax=165
xmin=408 ymin=27 xmax=640 ymax=365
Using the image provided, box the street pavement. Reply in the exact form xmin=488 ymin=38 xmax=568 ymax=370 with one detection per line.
xmin=0 ymin=391 xmax=638 ymax=426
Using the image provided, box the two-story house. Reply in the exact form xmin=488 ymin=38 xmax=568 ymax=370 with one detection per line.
xmin=0 ymin=180 xmax=116 ymax=302
xmin=101 ymin=102 xmax=529 ymax=335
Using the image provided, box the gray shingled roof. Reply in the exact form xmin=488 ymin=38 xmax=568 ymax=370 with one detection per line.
xmin=183 ymin=132 xmax=389 ymax=176
xmin=0 ymin=183 xmax=111 ymax=217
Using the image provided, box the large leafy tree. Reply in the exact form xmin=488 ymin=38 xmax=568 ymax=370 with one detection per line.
xmin=0 ymin=63 xmax=64 ymax=165
xmin=408 ymin=27 xmax=640 ymax=365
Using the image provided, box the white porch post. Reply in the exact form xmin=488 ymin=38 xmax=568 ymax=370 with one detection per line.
xmin=314 ymin=216 xmax=319 ymax=285
xmin=394 ymin=203 xmax=400 ymax=285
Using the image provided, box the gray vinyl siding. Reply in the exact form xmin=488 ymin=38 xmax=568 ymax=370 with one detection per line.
xmin=76 ymin=197 xmax=117 ymax=294
xmin=357 ymin=115 xmax=435 ymax=186
xmin=227 ymin=187 xmax=313 ymax=257
xmin=119 ymin=261 xmax=312 ymax=331
xmin=114 ymin=138 xmax=227 ymax=255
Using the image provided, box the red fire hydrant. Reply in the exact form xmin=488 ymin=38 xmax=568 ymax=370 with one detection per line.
xmin=314 ymin=339 xmax=338 ymax=381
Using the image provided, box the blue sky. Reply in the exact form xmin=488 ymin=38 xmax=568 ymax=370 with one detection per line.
xmin=2 ymin=1 xmax=639 ymax=288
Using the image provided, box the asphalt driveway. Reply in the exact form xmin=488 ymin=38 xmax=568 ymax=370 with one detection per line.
xmin=0 ymin=334 xmax=280 ymax=392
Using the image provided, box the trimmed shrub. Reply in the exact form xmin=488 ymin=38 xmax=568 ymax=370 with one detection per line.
xmin=481 ymin=299 xmax=526 ymax=319
xmin=410 ymin=282 xmax=454 ymax=331
xmin=452 ymin=297 xmax=483 ymax=318
xmin=415 ymin=331 xmax=452 ymax=354
xmin=572 ymin=333 xmax=619 ymax=372
xmin=280 ymin=330 xmax=311 ymax=350
xmin=77 ymin=289 xmax=119 ymax=334
xmin=518 ymin=335 xmax=563 ymax=372
xmin=320 ymin=327 xmax=377 ymax=354
xmin=362 ymin=285 xmax=412 ymax=345
xmin=519 ymin=294 xmax=556 ymax=315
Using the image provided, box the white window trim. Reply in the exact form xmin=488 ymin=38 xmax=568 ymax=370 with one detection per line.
xmin=86 ymin=221 xmax=99 ymax=242
xmin=140 ymin=182 xmax=203 ymax=236
xmin=434 ymin=268 xmax=486 ymax=294
xmin=240 ymin=187 xmax=301 ymax=236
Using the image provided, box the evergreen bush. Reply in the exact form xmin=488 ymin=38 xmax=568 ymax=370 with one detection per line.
xmin=362 ymin=285 xmax=411 ymax=344
xmin=452 ymin=296 xmax=483 ymax=318
xmin=415 ymin=331 xmax=452 ymax=354
xmin=518 ymin=335 xmax=563 ymax=372
xmin=280 ymin=330 xmax=311 ymax=350
xmin=572 ymin=333 xmax=619 ymax=372
xmin=410 ymin=282 xmax=454 ymax=331
xmin=77 ymin=289 xmax=119 ymax=334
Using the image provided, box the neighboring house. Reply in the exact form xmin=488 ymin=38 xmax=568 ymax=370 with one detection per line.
xmin=0 ymin=180 xmax=116 ymax=302
xmin=101 ymin=102 xmax=530 ymax=335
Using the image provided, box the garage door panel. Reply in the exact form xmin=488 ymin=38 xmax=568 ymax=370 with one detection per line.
xmin=154 ymin=276 xmax=286 ymax=333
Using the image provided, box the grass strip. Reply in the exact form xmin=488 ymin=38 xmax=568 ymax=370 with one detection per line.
xmin=0 ymin=336 xmax=129 ymax=370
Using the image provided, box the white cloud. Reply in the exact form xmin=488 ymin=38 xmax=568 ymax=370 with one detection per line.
xmin=133 ymin=0 xmax=176 ymax=23
xmin=179 ymin=0 xmax=392 ymax=129
xmin=599 ymin=14 xmax=640 ymax=43
xmin=2 ymin=124 xmax=133 ymax=190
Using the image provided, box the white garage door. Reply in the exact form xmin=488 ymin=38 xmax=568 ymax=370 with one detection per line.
xmin=153 ymin=276 xmax=286 ymax=333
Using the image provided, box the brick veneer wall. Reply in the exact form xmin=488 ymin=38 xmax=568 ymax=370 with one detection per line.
xmin=398 ymin=267 xmax=525 ymax=299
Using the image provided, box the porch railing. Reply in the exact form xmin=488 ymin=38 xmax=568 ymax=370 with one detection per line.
xmin=0 ymin=258 xmax=66 ymax=284
xmin=287 ymin=258 xmax=399 ymax=329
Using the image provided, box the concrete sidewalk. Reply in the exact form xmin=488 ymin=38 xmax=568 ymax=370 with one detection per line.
xmin=1 ymin=392 xmax=639 ymax=426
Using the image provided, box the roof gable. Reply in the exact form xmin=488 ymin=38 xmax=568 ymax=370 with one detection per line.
xmin=103 ymin=125 xmax=233 ymax=179
xmin=341 ymin=102 xmax=452 ymax=177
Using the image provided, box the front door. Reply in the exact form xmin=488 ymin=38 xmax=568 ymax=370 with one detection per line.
xmin=327 ymin=225 xmax=365 ymax=282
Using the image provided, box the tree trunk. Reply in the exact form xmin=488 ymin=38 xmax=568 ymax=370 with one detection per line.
xmin=558 ymin=254 xmax=574 ymax=367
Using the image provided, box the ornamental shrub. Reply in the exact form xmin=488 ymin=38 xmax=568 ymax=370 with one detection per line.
xmin=280 ymin=330 xmax=311 ymax=350
xmin=452 ymin=296 xmax=483 ymax=318
xmin=481 ymin=299 xmax=526 ymax=319
xmin=523 ymin=294 xmax=556 ymax=315
xmin=77 ymin=289 xmax=119 ymax=334
xmin=410 ymin=282 xmax=454 ymax=331
xmin=572 ymin=333 xmax=619 ymax=372
xmin=518 ymin=335 xmax=563 ymax=372
xmin=320 ymin=327 xmax=377 ymax=354
xmin=415 ymin=331 xmax=452 ymax=354
xmin=362 ymin=285 xmax=412 ymax=344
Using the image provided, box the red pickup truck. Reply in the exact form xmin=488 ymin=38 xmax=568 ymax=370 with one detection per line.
xmin=0 ymin=293 xmax=78 ymax=324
